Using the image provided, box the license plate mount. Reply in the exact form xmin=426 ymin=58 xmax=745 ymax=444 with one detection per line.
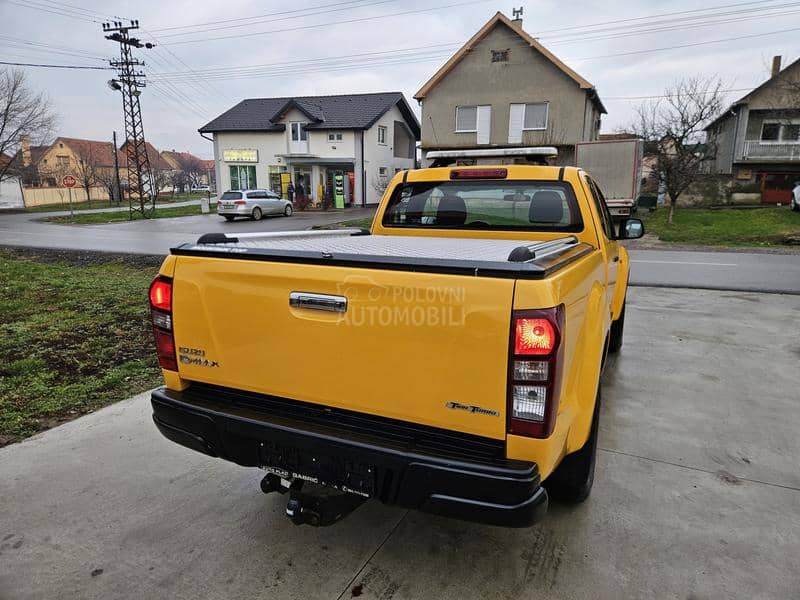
xmin=261 ymin=440 xmax=376 ymax=498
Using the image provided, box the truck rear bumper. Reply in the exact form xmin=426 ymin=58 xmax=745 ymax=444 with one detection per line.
xmin=151 ymin=384 xmax=547 ymax=527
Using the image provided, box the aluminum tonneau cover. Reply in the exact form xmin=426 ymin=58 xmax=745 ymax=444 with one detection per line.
xmin=171 ymin=230 xmax=594 ymax=280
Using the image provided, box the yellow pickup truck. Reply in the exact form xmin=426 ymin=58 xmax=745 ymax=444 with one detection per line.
xmin=149 ymin=165 xmax=644 ymax=527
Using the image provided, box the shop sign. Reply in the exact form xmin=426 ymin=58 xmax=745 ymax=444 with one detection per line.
xmin=223 ymin=149 xmax=258 ymax=162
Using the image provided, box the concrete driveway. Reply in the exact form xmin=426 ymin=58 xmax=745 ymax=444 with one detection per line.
xmin=1 ymin=286 xmax=799 ymax=600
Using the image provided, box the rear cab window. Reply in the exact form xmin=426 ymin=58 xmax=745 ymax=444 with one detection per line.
xmin=381 ymin=180 xmax=584 ymax=232
xmin=221 ymin=192 xmax=243 ymax=200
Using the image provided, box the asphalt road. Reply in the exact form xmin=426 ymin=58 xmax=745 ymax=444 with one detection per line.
xmin=628 ymin=248 xmax=800 ymax=294
xmin=2 ymin=287 xmax=799 ymax=599
xmin=1 ymin=207 xmax=798 ymax=293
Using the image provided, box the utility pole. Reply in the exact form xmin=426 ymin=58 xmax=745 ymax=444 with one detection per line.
xmin=112 ymin=130 xmax=123 ymax=205
xmin=103 ymin=19 xmax=156 ymax=219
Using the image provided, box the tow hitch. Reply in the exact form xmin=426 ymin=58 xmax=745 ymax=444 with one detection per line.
xmin=260 ymin=472 xmax=367 ymax=526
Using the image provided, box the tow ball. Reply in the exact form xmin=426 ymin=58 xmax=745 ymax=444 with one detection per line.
xmin=260 ymin=473 xmax=367 ymax=526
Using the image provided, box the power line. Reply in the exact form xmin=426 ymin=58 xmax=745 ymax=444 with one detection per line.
xmin=543 ymin=4 xmax=800 ymax=45
xmin=533 ymin=0 xmax=789 ymax=35
xmin=4 ymin=0 xmax=101 ymax=23
xmin=160 ymin=0 xmax=496 ymax=45
xmin=0 ymin=60 xmax=113 ymax=70
xmin=156 ymin=0 xmax=404 ymax=37
xmin=569 ymin=26 xmax=800 ymax=61
xmin=149 ymin=42 xmax=461 ymax=77
xmin=0 ymin=35 xmax=106 ymax=60
xmin=148 ymin=22 xmax=799 ymax=85
xmin=150 ymin=0 xmax=397 ymax=32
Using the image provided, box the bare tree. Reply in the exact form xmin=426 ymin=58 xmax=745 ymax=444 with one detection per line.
xmin=630 ymin=77 xmax=726 ymax=224
xmin=0 ymin=68 xmax=57 ymax=182
xmin=95 ymin=168 xmax=120 ymax=203
xmin=181 ymin=156 xmax=205 ymax=192
xmin=168 ymin=168 xmax=187 ymax=196
xmin=73 ymin=146 xmax=100 ymax=207
xmin=151 ymin=168 xmax=171 ymax=198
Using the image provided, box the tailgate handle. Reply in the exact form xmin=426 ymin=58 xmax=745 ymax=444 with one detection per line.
xmin=289 ymin=292 xmax=347 ymax=313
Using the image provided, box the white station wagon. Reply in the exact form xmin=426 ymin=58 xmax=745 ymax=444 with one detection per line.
xmin=218 ymin=189 xmax=294 ymax=221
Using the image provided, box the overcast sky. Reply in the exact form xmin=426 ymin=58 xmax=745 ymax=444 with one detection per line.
xmin=1 ymin=0 xmax=797 ymax=158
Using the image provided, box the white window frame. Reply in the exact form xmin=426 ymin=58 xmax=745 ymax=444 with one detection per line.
xmin=328 ymin=133 xmax=335 ymax=141
xmin=290 ymin=122 xmax=308 ymax=142
xmin=378 ymin=166 xmax=388 ymax=176
xmin=760 ymin=120 xmax=800 ymax=143
xmin=521 ymin=102 xmax=549 ymax=131
xmin=377 ymin=126 xmax=387 ymax=145
xmin=454 ymin=105 xmax=479 ymax=133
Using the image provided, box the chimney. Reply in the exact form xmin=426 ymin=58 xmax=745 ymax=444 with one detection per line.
xmin=20 ymin=134 xmax=31 ymax=167
xmin=772 ymin=55 xmax=782 ymax=78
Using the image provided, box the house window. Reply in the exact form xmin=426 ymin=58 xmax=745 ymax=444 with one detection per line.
xmin=508 ymin=103 xmax=549 ymax=143
xmin=379 ymin=167 xmax=388 ymax=176
xmin=761 ymin=123 xmax=781 ymax=141
xmin=378 ymin=126 xmax=387 ymax=144
xmin=455 ymin=105 xmax=478 ymax=132
xmin=291 ymin=122 xmax=307 ymax=141
xmin=56 ymin=155 xmax=69 ymax=166
xmin=328 ymin=133 xmax=335 ymax=141
xmin=455 ymin=105 xmax=491 ymax=143
xmin=523 ymin=103 xmax=548 ymax=130
xmin=491 ymin=49 xmax=509 ymax=63
xmin=327 ymin=132 xmax=343 ymax=141
xmin=761 ymin=122 xmax=800 ymax=142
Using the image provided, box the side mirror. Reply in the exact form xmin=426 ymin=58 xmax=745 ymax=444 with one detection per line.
xmin=618 ymin=218 xmax=644 ymax=240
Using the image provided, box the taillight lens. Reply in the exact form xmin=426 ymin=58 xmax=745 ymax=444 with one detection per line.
xmin=149 ymin=278 xmax=172 ymax=311
xmin=514 ymin=318 xmax=555 ymax=355
xmin=149 ymin=276 xmax=177 ymax=371
xmin=233 ymin=200 xmax=246 ymax=205
xmin=508 ymin=307 xmax=563 ymax=438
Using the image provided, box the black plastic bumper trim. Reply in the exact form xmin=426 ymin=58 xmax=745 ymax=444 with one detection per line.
xmin=151 ymin=386 xmax=547 ymax=527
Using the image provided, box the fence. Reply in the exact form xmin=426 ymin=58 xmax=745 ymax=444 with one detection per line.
xmin=22 ymin=186 xmax=110 ymax=207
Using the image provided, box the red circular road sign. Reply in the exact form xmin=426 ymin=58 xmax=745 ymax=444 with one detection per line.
xmin=62 ymin=175 xmax=76 ymax=188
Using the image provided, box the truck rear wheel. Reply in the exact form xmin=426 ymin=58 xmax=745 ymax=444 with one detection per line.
xmin=608 ymin=302 xmax=625 ymax=354
xmin=545 ymin=388 xmax=600 ymax=503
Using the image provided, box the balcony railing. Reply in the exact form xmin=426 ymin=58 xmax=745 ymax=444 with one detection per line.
xmin=742 ymin=140 xmax=800 ymax=161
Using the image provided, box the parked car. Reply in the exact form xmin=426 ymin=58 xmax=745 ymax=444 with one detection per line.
xmin=217 ymin=189 xmax=293 ymax=221
xmin=191 ymin=184 xmax=211 ymax=193
xmin=149 ymin=165 xmax=644 ymax=528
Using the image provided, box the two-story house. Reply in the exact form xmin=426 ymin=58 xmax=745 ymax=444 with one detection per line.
xmin=198 ymin=92 xmax=420 ymax=207
xmin=414 ymin=12 xmax=606 ymax=166
xmin=705 ymin=56 xmax=800 ymax=203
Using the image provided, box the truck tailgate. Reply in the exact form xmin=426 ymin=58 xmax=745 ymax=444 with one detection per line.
xmin=171 ymin=255 xmax=515 ymax=440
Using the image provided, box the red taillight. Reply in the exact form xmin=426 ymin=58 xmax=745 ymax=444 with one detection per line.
xmin=233 ymin=200 xmax=246 ymax=205
xmin=149 ymin=278 xmax=172 ymax=311
xmin=508 ymin=307 xmax=563 ymax=438
xmin=153 ymin=328 xmax=178 ymax=371
xmin=514 ymin=318 xmax=556 ymax=355
xmin=449 ymin=168 xmax=507 ymax=179
xmin=149 ymin=276 xmax=177 ymax=371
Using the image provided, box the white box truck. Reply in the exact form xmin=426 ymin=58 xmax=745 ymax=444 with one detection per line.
xmin=575 ymin=139 xmax=643 ymax=219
